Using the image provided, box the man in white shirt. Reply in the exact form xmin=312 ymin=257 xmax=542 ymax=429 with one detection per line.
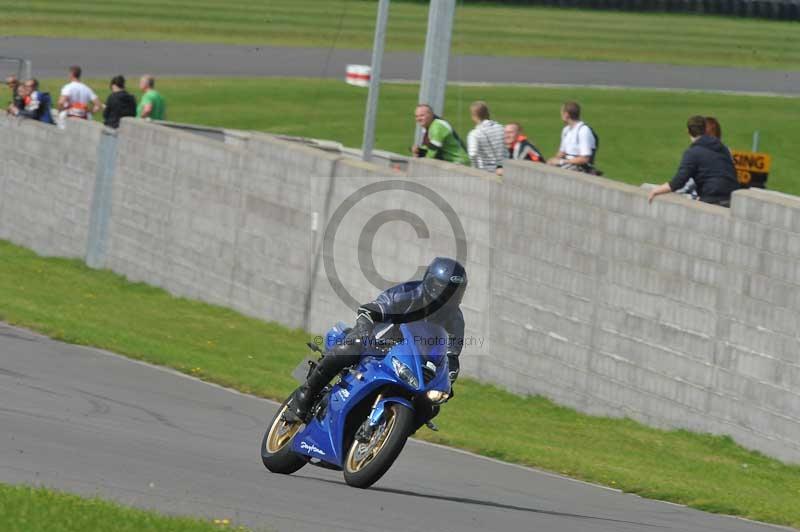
xmin=58 ymin=65 xmax=100 ymax=120
xmin=547 ymin=101 xmax=597 ymax=173
xmin=466 ymin=101 xmax=505 ymax=173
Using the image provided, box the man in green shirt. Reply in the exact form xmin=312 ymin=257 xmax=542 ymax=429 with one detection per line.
xmin=412 ymin=104 xmax=470 ymax=166
xmin=137 ymin=74 xmax=165 ymax=120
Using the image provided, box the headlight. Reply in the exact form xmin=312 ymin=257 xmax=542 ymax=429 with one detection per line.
xmin=426 ymin=390 xmax=450 ymax=404
xmin=391 ymin=358 xmax=419 ymax=389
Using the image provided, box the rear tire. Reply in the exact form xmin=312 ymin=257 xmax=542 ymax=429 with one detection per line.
xmin=343 ymin=404 xmax=414 ymax=489
xmin=261 ymin=398 xmax=307 ymax=475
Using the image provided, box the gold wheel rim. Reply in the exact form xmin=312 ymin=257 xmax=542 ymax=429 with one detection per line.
xmin=345 ymin=408 xmax=397 ymax=473
xmin=266 ymin=405 xmax=302 ymax=454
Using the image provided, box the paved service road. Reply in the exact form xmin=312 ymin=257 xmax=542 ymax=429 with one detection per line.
xmin=2 ymin=36 xmax=798 ymax=95
xmin=0 ymin=322 xmax=788 ymax=532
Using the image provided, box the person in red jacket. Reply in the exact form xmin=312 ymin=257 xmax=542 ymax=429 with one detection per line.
xmin=496 ymin=122 xmax=543 ymax=176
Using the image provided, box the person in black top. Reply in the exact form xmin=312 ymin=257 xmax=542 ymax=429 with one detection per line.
xmin=102 ymin=75 xmax=136 ymax=129
xmin=648 ymin=115 xmax=740 ymax=207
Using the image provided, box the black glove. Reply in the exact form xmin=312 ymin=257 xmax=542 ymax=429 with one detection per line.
xmin=447 ymin=353 xmax=460 ymax=385
xmin=446 ymin=353 xmax=459 ymax=401
xmin=349 ymin=314 xmax=374 ymax=345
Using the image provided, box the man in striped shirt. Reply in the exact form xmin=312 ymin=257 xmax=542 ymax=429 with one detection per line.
xmin=466 ymin=101 xmax=505 ymax=173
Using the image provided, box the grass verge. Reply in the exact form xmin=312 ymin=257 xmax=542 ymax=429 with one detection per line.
xmin=1 ymin=239 xmax=799 ymax=527
xmin=30 ymin=76 xmax=800 ymax=196
xmin=0 ymin=0 xmax=797 ymax=69
xmin=0 ymin=482 xmax=250 ymax=532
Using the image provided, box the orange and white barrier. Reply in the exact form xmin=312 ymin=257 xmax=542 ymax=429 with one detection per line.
xmin=345 ymin=65 xmax=371 ymax=87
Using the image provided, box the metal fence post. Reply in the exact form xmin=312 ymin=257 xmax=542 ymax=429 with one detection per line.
xmin=86 ymin=128 xmax=119 ymax=269
xmin=362 ymin=0 xmax=391 ymax=162
xmin=416 ymin=0 xmax=456 ymax=143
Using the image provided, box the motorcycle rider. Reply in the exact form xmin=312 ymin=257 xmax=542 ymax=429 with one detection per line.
xmin=285 ymin=257 xmax=467 ymax=422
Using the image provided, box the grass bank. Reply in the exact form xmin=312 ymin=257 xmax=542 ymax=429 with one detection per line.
xmin=0 ymin=482 xmax=251 ymax=532
xmin=1 ymin=240 xmax=799 ymax=528
xmin=0 ymin=0 xmax=797 ymax=69
xmin=31 ymin=76 xmax=800 ymax=196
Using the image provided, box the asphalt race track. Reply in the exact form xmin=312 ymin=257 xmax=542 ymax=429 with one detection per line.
xmin=0 ymin=322 xmax=788 ymax=532
xmin=1 ymin=36 xmax=798 ymax=95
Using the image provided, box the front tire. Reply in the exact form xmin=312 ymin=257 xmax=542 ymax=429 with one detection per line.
xmin=343 ymin=404 xmax=414 ymax=489
xmin=261 ymin=398 xmax=307 ymax=474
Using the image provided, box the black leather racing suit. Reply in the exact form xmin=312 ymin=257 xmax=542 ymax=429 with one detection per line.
xmin=290 ymin=280 xmax=465 ymax=420
xmin=352 ymin=280 xmax=465 ymax=379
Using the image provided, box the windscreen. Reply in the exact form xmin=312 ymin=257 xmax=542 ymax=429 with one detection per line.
xmin=400 ymin=322 xmax=448 ymax=365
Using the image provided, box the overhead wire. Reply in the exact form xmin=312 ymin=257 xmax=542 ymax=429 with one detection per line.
xmin=455 ymin=0 xmax=465 ymax=138
xmin=308 ymin=0 xmax=351 ymax=138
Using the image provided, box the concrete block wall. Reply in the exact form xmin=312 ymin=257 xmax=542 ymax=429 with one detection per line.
xmin=717 ymin=189 xmax=800 ymax=459
xmin=304 ymin=159 xmax=397 ymax=335
xmin=497 ymin=160 xmax=800 ymax=462
xmin=0 ymin=115 xmax=102 ymax=258
xmin=1 ymin=116 xmax=799 ymax=462
xmin=405 ymin=158 xmax=499 ymax=376
xmin=304 ymin=159 xmax=497 ymax=382
xmin=105 ymin=121 xmax=327 ymax=328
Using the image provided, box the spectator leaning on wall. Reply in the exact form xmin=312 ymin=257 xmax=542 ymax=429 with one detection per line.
xmin=58 ymin=65 xmax=101 ymax=121
xmin=7 ymin=81 xmax=28 ymax=117
xmin=675 ymin=116 xmax=725 ymax=200
xmin=137 ymin=75 xmax=166 ymax=120
xmin=10 ymin=79 xmax=54 ymax=124
xmin=412 ymin=103 xmax=470 ymax=166
xmin=648 ymin=115 xmax=740 ymax=208
xmin=546 ymin=101 xmax=600 ymax=175
xmin=497 ymin=122 xmax=543 ymax=176
xmin=5 ymin=76 xmax=21 ymax=113
xmin=103 ymin=75 xmax=137 ymax=129
xmin=466 ymin=100 xmax=505 ymax=173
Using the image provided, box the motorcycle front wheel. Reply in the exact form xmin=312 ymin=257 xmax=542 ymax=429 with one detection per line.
xmin=343 ymin=403 xmax=414 ymax=489
xmin=261 ymin=398 xmax=307 ymax=475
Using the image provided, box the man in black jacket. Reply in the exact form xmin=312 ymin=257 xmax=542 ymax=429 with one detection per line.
xmin=103 ymin=75 xmax=136 ymax=129
xmin=648 ymin=115 xmax=740 ymax=207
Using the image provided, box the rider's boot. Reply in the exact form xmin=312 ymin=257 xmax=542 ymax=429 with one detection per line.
xmin=284 ymin=355 xmax=340 ymax=422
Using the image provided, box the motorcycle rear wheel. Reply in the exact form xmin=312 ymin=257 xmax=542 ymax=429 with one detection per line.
xmin=261 ymin=398 xmax=307 ymax=474
xmin=343 ymin=404 xmax=414 ymax=489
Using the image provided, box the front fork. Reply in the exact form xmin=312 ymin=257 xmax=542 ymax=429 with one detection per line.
xmin=355 ymin=394 xmax=415 ymax=443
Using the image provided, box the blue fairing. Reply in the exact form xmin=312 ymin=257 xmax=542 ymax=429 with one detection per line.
xmin=291 ymin=321 xmax=451 ymax=468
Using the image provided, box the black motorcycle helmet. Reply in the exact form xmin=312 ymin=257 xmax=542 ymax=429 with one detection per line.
xmin=421 ymin=257 xmax=467 ymax=308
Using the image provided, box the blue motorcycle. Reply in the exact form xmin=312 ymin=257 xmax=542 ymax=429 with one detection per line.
xmin=261 ymin=321 xmax=452 ymax=488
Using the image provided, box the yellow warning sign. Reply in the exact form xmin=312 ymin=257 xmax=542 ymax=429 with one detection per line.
xmin=731 ymin=150 xmax=770 ymax=188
